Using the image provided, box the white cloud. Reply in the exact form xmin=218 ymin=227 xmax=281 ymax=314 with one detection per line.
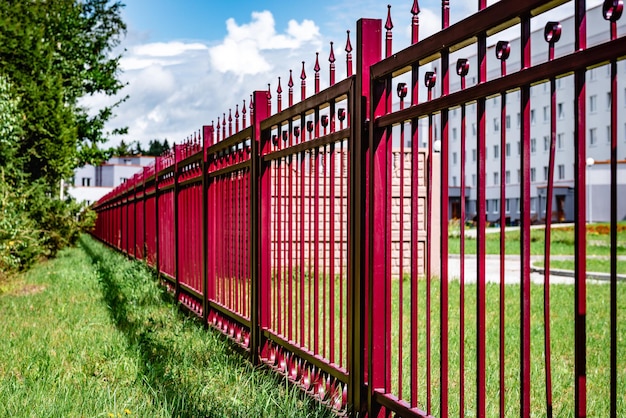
xmin=93 ymin=10 xmax=326 ymax=149
xmin=209 ymin=11 xmax=321 ymax=77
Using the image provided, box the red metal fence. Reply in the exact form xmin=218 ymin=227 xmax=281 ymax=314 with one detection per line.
xmin=92 ymin=0 xmax=625 ymax=416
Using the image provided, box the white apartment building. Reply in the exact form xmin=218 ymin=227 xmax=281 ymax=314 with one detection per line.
xmin=68 ymin=155 xmax=155 ymax=205
xmin=442 ymin=4 xmax=626 ymax=224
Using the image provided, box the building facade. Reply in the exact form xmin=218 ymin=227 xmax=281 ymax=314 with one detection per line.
xmin=442 ymin=4 xmax=626 ymax=224
xmin=68 ymin=156 xmax=155 ymax=205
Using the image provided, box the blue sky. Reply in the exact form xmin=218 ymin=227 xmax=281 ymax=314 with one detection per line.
xmin=90 ymin=0 xmax=601 ymax=148
xmin=94 ymin=0 xmax=459 ymax=147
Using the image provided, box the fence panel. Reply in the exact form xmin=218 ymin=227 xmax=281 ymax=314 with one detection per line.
xmin=91 ymin=1 xmax=624 ymax=416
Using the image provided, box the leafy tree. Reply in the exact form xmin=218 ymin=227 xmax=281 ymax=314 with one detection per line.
xmin=0 ymin=0 xmax=127 ymax=187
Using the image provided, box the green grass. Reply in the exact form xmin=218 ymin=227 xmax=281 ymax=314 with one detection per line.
xmin=534 ymin=258 xmax=626 ymax=275
xmin=388 ymin=276 xmax=626 ymax=417
xmin=0 ymin=235 xmax=332 ymax=417
xmin=448 ymin=222 xmax=626 ymax=256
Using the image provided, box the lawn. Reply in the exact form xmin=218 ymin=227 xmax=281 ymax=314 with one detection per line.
xmin=388 ymin=276 xmax=626 ymax=417
xmin=0 ymin=235 xmax=332 ymax=418
xmin=448 ymin=222 xmax=626 ymax=256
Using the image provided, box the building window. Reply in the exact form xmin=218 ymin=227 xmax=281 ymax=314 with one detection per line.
xmin=505 ymin=170 xmax=511 ymax=184
xmin=506 ymin=115 xmax=511 ymax=129
xmin=493 ymin=118 xmax=499 ymax=131
xmin=82 ymin=177 xmax=91 ymax=187
xmin=516 ymin=113 xmax=521 ymax=128
xmin=557 ymin=133 xmax=564 ymax=149
xmin=486 ymin=200 xmax=490 ymax=212
xmin=531 ymin=168 xmax=536 ymax=182
xmin=589 ymin=127 xmax=597 ymax=146
xmin=607 ymin=92 xmax=612 ymax=110
xmin=607 ymin=125 xmax=611 ymax=143
xmin=493 ymin=199 xmax=499 ymax=213
xmin=493 ymin=172 xmax=499 ymax=185
xmin=452 ymin=176 xmax=457 ymax=187
xmin=493 ymin=145 xmax=499 ymax=159
xmin=544 ymin=136 xmax=550 ymax=151
xmin=506 ymin=199 xmax=511 ymax=213
xmin=531 ymin=109 xmax=536 ymax=125
xmin=517 ymin=169 xmax=521 ymax=183
xmin=543 ymin=106 xmax=549 ymax=122
xmin=472 ymin=174 xmax=477 ymax=187
xmin=589 ymin=94 xmax=597 ymax=113
xmin=544 ymin=166 xmax=549 ymax=181
xmin=472 ymin=149 xmax=477 ymax=162
xmin=472 ymin=123 xmax=477 ymax=135
xmin=120 ymin=177 xmax=128 ymax=183
xmin=517 ymin=141 xmax=521 ymax=155
xmin=531 ymin=138 xmax=537 ymax=153
xmin=531 ymin=197 xmax=537 ymax=213
xmin=589 ymin=68 xmax=596 ymax=81
xmin=558 ymin=102 xmax=564 ymax=119
xmin=558 ymin=164 xmax=565 ymax=179
xmin=452 ymin=127 xmax=457 ymax=140
xmin=453 ymin=152 xmax=458 ymax=165
xmin=506 ymin=142 xmax=511 ymax=157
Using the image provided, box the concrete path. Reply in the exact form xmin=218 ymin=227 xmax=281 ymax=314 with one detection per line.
xmin=447 ymin=254 xmax=626 ymax=284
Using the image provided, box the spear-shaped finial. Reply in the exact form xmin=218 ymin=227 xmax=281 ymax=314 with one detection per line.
xmin=216 ymin=116 xmax=221 ymax=142
xmin=277 ymin=76 xmax=283 ymax=112
xmin=267 ymin=83 xmax=272 ymax=116
xmin=222 ymin=112 xmax=226 ymax=139
xmin=228 ymin=109 xmax=233 ymax=137
xmin=288 ymin=69 xmax=294 ymax=107
xmin=329 ymin=41 xmax=336 ymax=86
xmin=314 ymin=52 xmax=321 ymax=94
xmin=411 ymin=0 xmax=420 ymax=44
xmin=385 ymin=4 xmax=393 ymax=57
xmin=442 ymin=0 xmax=450 ymax=29
xmin=242 ymin=100 xmax=247 ymax=129
xmin=249 ymin=94 xmax=254 ymax=126
xmin=235 ymin=104 xmax=240 ymax=133
xmin=300 ymin=61 xmax=307 ymax=101
xmin=345 ymin=30 xmax=353 ymax=77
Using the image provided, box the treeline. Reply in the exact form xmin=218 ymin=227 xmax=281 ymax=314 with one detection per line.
xmin=112 ymin=139 xmax=171 ymax=157
xmin=0 ymin=0 xmax=127 ymax=275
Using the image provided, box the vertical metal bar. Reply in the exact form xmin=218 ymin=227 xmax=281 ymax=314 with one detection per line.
xmin=202 ymin=127 xmax=210 ymax=325
xmin=349 ymin=18 xmax=381 ymax=415
xmin=455 ymin=57 xmax=469 ymax=418
xmin=608 ymin=12 xmax=618 ymax=417
xmin=543 ymin=22 xmax=561 ymax=416
xmin=425 ymin=71 xmax=436 ymax=414
xmin=476 ymin=31 xmax=487 ymax=418
xmin=174 ymin=145 xmax=180 ymax=302
xmin=329 ymin=138 xmax=336 ymax=365
xmin=440 ymin=2 xmax=450 ymax=414
xmin=369 ymin=38 xmax=389 ymax=417
xmin=251 ymin=90 xmax=270 ymax=365
xmin=397 ymin=84 xmax=407 ymax=401
xmin=410 ymin=7 xmax=420 ymax=406
xmin=314 ymin=138 xmax=320 ymax=355
xmin=574 ymin=1 xmax=587 ymax=416
xmin=519 ymin=13 xmax=532 ymax=418
xmin=494 ymin=38 xmax=510 ymax=418
xmin=300 ymin=129 xmax=306 ymax=347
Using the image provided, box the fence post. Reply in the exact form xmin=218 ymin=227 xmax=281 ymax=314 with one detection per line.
xmin=155 ymin=156 xmax=161 ymax=282
xmin=174 ymin=145 xmax=181 ymax=303
xmin=349 ymin=17 xmax=381 ymax=415
xmin=202 ymin=125 xmax=213 ymax=327
xmin=250 ymin=90 xmax=270 ymax=365
xmin=143 ymin=166 xmax=147 ymax=261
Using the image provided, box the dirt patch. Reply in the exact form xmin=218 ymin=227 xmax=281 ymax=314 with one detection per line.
xmin=11 ymin=284 xmax=46 ymax=296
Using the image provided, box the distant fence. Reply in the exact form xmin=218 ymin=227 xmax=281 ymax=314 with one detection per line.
xmin=93 ymin=0 xmax=625 ymax=416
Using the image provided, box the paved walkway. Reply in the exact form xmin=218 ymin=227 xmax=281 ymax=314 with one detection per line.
xmin=447 ymin=254 xmax=626 ymax=284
